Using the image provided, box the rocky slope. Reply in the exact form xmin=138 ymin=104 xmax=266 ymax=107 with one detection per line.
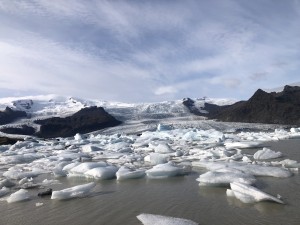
xmin=209 ymin=85 xmax=300 ymax=125
xmin=0 ymin=107 xmax=27 ymax=125
xmin=34 ymin=106 xmax=121 ymax=138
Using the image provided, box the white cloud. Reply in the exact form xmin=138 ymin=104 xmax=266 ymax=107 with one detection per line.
xmin=0 ymin=0 xmax=300 ymax=102
xmin=154 ymin=86 xmax=178 ymax=95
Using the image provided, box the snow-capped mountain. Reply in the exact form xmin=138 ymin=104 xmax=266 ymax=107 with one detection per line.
xmin=0 ymin=94 xmax=236 ymax=121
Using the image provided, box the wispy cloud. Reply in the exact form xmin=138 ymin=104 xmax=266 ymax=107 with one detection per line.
xmin=0 ymin=0 xmax=300 ymax=102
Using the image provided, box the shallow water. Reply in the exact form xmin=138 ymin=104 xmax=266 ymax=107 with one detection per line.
xmin=0 ymin=139 xmax=299 ymax=225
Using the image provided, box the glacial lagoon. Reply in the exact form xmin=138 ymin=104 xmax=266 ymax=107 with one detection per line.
xmin=0 ymin=131 xmax=299 ymax=225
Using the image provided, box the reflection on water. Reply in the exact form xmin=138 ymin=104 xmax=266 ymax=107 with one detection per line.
xmin=0 ymin=139 xmax=299 ymax=225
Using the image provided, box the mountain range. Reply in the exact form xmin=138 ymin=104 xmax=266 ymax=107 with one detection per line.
xmin=0 ymin=85 xmax=299 ymax=141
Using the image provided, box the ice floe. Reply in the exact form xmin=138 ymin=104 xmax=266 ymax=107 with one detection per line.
xmin=227 ymin=182 xmax=284 ymax=204
xmin=253 ymin=147 xmax=282 ymax=160
xmin=137 ymin=213 xmax=198 ymax=225
xmin=51 ymin=182 xmax=96 ymax=200
xmin=0 ymin=125 xmax=299 ymax=206
xmin=146 ymin=162 xmax=183 ymax=179
xmin=7 ymin=189 xmax=30 ymax=203
xmin=116 ymin=166 xmax=145 ymax=180
xmin=196 ymin=168 xmax=256 ymax=186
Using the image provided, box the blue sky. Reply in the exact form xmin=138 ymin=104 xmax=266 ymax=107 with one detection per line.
xmin=0 ymin=0 xmax=300 ymax=102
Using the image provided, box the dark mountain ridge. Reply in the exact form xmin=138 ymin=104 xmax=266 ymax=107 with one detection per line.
xmin=207 ymin=85 xmax=300 ymax=125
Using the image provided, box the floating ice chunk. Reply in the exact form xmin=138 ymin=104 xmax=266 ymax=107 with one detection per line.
xmin=69 ymin=162 xmax=107 ymax=175
xmin=116 ymin=166 xmax=145 ymax=180
xmin=137 ymin=213 xmax=198 ymax=225
xmin=146 ymin=162 xmax=183 ymax=179
xmin=224 ymin=141 xmax=263 ymax=149
xmin=229 ymin=182 xmax=284 ymax=204
xmin=36 ymin=202 xmax=44 ymax=207
xmin=144 ymin=153 xmax=170 ymax=165
xmin=84 ymin=166 xmax=118 ymax=180
xmin=7 ymin=189 xmax=30 ymax=203
xmin=74 ymin=133 xmax=84 ymax=140
xmin=81 ymin=145 xmax=103 ymax=153
xmin=197 ymin=169 xmax=256 ymax=186
xmin=193 ymin=161 xmax=292 ymax=178
xmin=0 ymin=179 xmax=15 ymax=188
xmin=3 ymin=170 xmax=42 ymax=180
xmin=62 ymin=162 xmax=81 ymax=172
xmin=51 ymin=182 xmax=96 ymax=200
xmin=290 ymin=127 xmax=299 ymax=133
xmin=0 ymin=187 xmax=10 ymax=197
xmin=157 ymin=124 xmax=172 ymax=131
xmin=253 ymin=148 xmax=282 ymax=160
xmin=154 ymin=143 xmax=174 ymax=154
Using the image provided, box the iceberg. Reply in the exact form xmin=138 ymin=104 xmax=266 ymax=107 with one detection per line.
xmin=224 ymin=141 xmax=263 ymax=149
xmin=137 ymin=213 xmax=198 ymax=225
xmin=51 ymin=182 xmax=96 ymax=200
xmin=253 ymin=148 xmax=282 ymax=160
xmin=69 ymin=162 xmax=107 ymax=175
xmin=197 ymin=169 xmax=256 ymax=186
xmin=192 ymin=161 xmax=292 ymax=178
xmin=7 ymin=189 xmax=30 ymax=203
xmin=144 ymin=153 xmax=170 ymax=165
xmin=116 ymin=166 xmax=146 ymax=180
xmin=84 ymin=166 xmax=118 ymax=180
xmin=0 ymin=187 xmax=10 ymax=197
xmin=228 ymin=182 xmax=284 ymax=204
xmin=146 ymin=162 xmax=183 ymax=179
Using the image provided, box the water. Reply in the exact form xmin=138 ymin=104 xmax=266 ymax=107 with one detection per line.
xmin=0 ymin=139 xmax=299 ymax=225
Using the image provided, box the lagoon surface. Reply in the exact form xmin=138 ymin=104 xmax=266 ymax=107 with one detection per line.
xmin=0 ymin=139 xmax=299 ymax=225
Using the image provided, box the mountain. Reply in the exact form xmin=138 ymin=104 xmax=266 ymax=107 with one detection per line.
xmin=35 ymin=106 xmax=121 ymax=138
xmin=209 ymin=85 xmax=300 ymax=125
xmin=0 ymin=95 xmax=235 ymax=138
xmin=0 ymin=107 xmax=27 ymax=125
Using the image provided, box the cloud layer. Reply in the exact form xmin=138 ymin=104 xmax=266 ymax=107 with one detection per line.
xmin=0 ymin=0 xmax=300 ymax=102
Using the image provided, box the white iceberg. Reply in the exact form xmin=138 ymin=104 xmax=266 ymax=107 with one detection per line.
xmin=228 ymin=182 xmax=284 ymax=204
xmin=3 ymin=170 xmax=43 ymax=180
xmin=192 ymin=161 xmax=292 ymax=178
xmin=7 ymin=189 xmax=30 ymax=203
xmin=51 ymin=182 xmax=96 ymax=200
xmin=197 ymin=169 xmax=256 ymax=186
xmin=81 ymin=145 xmax=103 ymax=152
xmin=153 ymin=143 xmax=174 ymax=154
xmin=0 ymin=187 xmax=10 ymax=197
xmin=144 ymin=153 xmax=170 ymax=165
xmin=137 ymin=213 xmax=198 ymax=225
xmin=146 ymin=163 xmax=182 ymax=179
xmin=69 ymin=162 xmax=107 ymax=175
xmin=84 ymin=166 xmax=118 ymax=180
xmin=253 ymin=148 xmax=282 ymax=160
xmin=116 ymin=166 xmax=146 ymax=180
xmin=224 ymin=141 xmax=263 ymax=149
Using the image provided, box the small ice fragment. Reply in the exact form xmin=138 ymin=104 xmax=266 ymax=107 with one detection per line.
xmin=116 ymin=166 xmax=145 ymax=181
xmin=137 ymin=213 xmax=198 ymax=225
xmin=253 ymin=148 xmax=282 ymax=160
xmin=146 ymin=162 xmax=182 ymax=179
xmin=0 ymin=187 xmax=10 ymax=197
xmin=36 ymin=202 xmax=43 ymax=207
xmin=7 ymin=189 xmax=30 ymax=203
xmin=51 ymin=182 xmax=96 ymax=200
xmin=229 ymin=182 xmax=284 ymax=204
xmin=84 ymin=166 xmax=118 ymax=180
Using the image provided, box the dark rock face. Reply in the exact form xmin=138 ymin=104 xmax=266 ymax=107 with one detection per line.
xmin=210 ymin=85 xmax=300 ymax=125
xmin=0 ymin=125 xmax=36 ymax=135
xmin=0 ymin=107 xmax=27 ymax=125
xmin=182 ymin=98 xmax=204 ymax=116
xmin=35 ymin=106 xmax=121 ymax=138
xmin=0 ymin=137 xmax=22 ymax=145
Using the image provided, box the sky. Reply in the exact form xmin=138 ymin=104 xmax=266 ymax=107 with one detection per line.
xmin=0 ymin=0 xmax=300 ymax=103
